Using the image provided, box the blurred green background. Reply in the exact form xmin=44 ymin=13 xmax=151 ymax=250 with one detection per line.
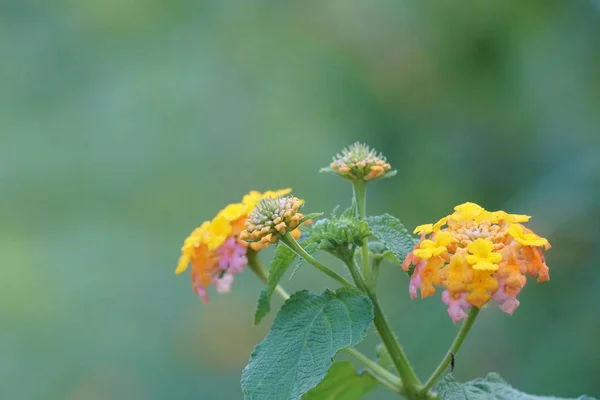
xmin=2 ymin=1 xmax=600 ymax=399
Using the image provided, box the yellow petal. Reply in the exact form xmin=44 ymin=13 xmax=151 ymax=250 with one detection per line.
xmin=219 ymin=203 xmax=247 ymax=221
xmin=175 ymin=254 xmax=190 ymax=274
xmin=413 ymin=224 xmax=433 ymax=235
xmin=472 ymin=261 xmax=499 ymax=271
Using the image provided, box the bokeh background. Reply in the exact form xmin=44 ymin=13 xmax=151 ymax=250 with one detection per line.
xmin=2 ymin=1 xmax=600 ymax=399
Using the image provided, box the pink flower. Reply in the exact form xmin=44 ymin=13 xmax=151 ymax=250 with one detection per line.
xmin=442 ymin=290 xmax=472 ymax=324
xmin=213 ymin=273 xmax=234 ymax=293
xmin=493 ymin=279 xmax=521 ymax=315
xmin=217 ymin=237 xmax=248 ymax=274
xmin=194 ymin=282 xmax=210 ymax=304
xmin=408 ymin=260 xmax=425 ymax=299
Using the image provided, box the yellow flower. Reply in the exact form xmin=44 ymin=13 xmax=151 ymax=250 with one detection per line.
xmin=413 ymin=223 xmax=433 ymax=235
xmin=405 ymin=201 xmax=550 ymax=321
xmin=204 ymin=215 xmax=232 ymax=251
xmin=242 ymin=188 xmax=292 ymax=212
xmin=413 ymin=231 xmax=453 ymax=259
xmin=413 ymin=216 xmax=449 ymax=235
xmin=508 ymin=223 xmax=549 ymax=247
xmin=175 ymin=221 xmax=210 ymax=274
xmin=466 ymin=270 xmax=499 ymax=308
xmin=263 ymin=188 xmax=293 ymax=199
xmin=418 ymin=257 xmax=445 ymax=298
xmin=466 ymin=239 xmax=502 ymax=271
xmin=218 ymin=203 xmax=247 ymax=221
xmin=493 ymin=210 xmax=531 ymax=224
xmin=451 ymin=202 xmax=484 ymax=222
xmin=174 ymin=188 xmax=297 ymax=303
xmin=451 ymin=202 xmax=499 ymax=223
xmin=433 ymin=216 xmax=449 ymax=231
xmin=440 ymin=254 xmax=472 ymax=293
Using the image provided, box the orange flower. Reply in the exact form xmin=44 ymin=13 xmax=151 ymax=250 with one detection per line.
xmin=175 ymin=188 xmax=298 ymax=303
xmin=404 ymin=202 xmax=550 ymax=322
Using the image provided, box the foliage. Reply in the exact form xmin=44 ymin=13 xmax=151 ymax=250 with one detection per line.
xmin=435 ymin=374 xmax=596 ymax=400
xmin=303 ymin=204 xmax=370 ymax=261
xmin=241 ymin=289 xmax=374 ymax=400
xmin=254 ymin=244 xmax=297 ymax=325
xmin=366 ymin=214 xmax=417 ymax=265
xmin=302 ymin=361 xmax=378 ymax=400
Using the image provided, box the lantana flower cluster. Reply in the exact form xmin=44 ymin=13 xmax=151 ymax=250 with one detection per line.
xmin=328 ymin=142 xmax=392 ymax=182
xmin=175 ymin=189 xmax=293 ymax=303
xmin=402 ymin=202 xmax=551 ymax=323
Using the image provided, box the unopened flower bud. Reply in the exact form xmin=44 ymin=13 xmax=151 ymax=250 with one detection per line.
xmin=242 ymin=196 xmax=304 ymax=245
xmin=322 ymin=142 xmax=394 ymax=182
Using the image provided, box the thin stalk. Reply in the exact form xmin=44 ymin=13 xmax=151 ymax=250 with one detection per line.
xmin=247 ymin=252 xmax=403 ymax=394
xmin=345 ymin=347 xmax=404 ymax=394
xmin=372 ymin=257 xmax=382 ymax=289
xmin=247 ymin=250 xmax=269 ymax=283
xmin=370 ymin=293 xmax=421 ymax=396
xmin=345 ymin=257 xmax=421 ymax=396
xmin=280 ymin=233 xmax=355 ymax=289
xmin=247 ymin=250 xmax=290 ymax=299
xmin=352 ymin=182 xmax=372 ymax=287
xmin=421 ymin=307 xmax=480 ymax=392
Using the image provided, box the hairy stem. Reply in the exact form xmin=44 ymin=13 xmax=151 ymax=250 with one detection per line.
xmin=352 ymin=181 xmax=372 ymax=288
xmin=422 ymin=307 xmax=480 ymax=392
xmin=372 ymin=257 xmax=382 ymax=289
xmin=345 ymin=347 xmax=404 ymax=394
xmin=280 ymin=233 xmax=355 ymax=289
xmin=345 ymin=257 xmax=422 ymax=396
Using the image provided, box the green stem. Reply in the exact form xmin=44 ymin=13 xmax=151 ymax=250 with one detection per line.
xmin=345 ymin=257 xmax=421 ymax=396
xmin=372 ymin=257 xmax=382 ymax=289
xmin=247 ymin=250 xmax=269 ymax=283
xmin=370 ymin=292 xmax=421 ymax=396
xmin=247 ymin=250 xmax=290 ymax=299
xmin=344 ymin=347 xmax=404 ymax=394
xmin=421 ymin=307 xmax=480 ymax=392
xmin=247 ymin=252 xmax=403 ymax=394
xmin=352 ymin=182 xmax=372 ymax=287
xmin=280 ymin=233 xmax=355 ymax=289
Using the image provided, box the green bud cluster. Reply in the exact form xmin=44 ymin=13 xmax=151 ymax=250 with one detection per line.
xmin=305 ymin=210 xmax=370 ymax=260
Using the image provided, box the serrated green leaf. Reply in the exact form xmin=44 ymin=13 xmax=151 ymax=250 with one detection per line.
xmin=366 ymin=214 xmax=417 ymax=264
xmin=254 ymin=245 xmax=297 ymax=325
xmin=298 ymin=212 xmax=323 ymax=225
xmin=301 ymin=361 xmax=377 ymax=400
xmin=242 ymin=289 xmax=375 ymax=400
xmin=435 ymin=373 xmax=596 ymax=400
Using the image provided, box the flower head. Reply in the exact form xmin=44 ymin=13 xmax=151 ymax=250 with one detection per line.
xmin=323 ymin=142 xmax=394 ymax=182
xmin=175 ymin=188 xmax=295 ymax=303
xmin=241 ymin=195 xmax=304 ymax=245
xmin=402 ymin=202 xmax=551 ymax=323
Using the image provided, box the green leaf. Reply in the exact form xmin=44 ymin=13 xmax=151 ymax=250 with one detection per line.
xmin=302 ymin=361 xmax=377 ymax=400
xmin=254 ymin=244 xmax=297 ymax=325
xmin=435 ymin=373 xmax=596 ymax=400
xmin=366 ymin=214 xmax=417 ymax=265
xmin=242 ymin=289 xmax=374 ymax=400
